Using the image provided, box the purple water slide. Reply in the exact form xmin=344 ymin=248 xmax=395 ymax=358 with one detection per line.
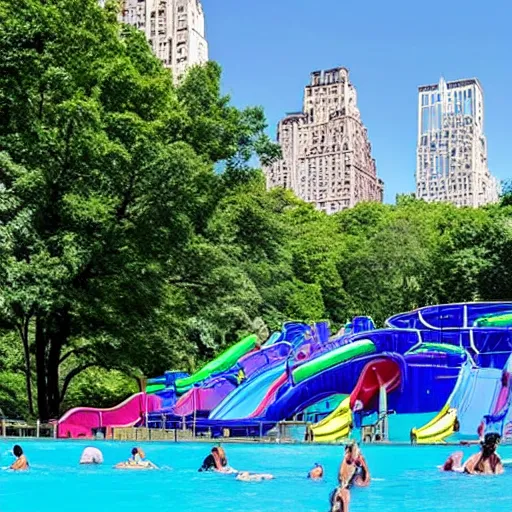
xmin=170 ymin=342 xmax=293 ymax=416
xmin=173 ymin=378 xmax=236 ymax=417
xmin=485 ymin=354 xmax=512 ymax=425
xmin=57 ymin=393 xmax=162 ymax=439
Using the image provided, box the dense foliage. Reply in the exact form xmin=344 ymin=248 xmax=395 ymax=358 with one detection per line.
xmin=0 ymin=0 xmax=511 ymax=420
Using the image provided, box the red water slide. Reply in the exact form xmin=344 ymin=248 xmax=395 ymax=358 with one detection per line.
xmin=350 ymin=358 xmax=402 ymax=410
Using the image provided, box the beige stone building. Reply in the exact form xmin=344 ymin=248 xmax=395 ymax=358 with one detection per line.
xmin=265 ymin=67 xmax=383 ymax=214
xmin=416 ymin=77 xmax=499 ymax=207
xmin=119 ymin=0 xmax=208 ymax=81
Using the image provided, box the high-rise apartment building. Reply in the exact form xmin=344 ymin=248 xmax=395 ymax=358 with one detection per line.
xmin=119 ymin=0 xmax=208 ymax=81
xmin=416 ymin=77 xmax=499 ymax=207
xmin=265 ymin=67 xmax=383 ymax=214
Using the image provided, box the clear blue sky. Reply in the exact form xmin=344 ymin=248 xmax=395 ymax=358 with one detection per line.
xmin=202 ymin=0 xmax=511 ymax=203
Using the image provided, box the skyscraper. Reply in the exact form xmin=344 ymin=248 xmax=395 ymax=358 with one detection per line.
xmin=416 ymin=77 xmax=499 ymax=207
xmin=119 ymin=0 xmax=208 ymax=81
xmin=265 ymin=67 xmax=383 ymax=214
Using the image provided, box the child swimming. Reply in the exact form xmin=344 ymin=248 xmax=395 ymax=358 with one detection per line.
xmin=198 ymin=446 xmax=236 ymax=473
xmin=10 ymin=445 xmax=29 ymax=471
xmin=308 ymin=463 xmax=324 ymax=480
xmin=115 ymin=447 xmax=158 ymax=469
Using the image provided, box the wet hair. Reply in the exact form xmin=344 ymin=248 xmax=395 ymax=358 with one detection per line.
xmin=483 ymin=432 xmax=501 ymax=446
xmin=213 ymin=446 xmax=227 ymax=466
xmin=13 ymin=445 xmax=23 ymax=457
xmin=475 ymin=433 xmax=502 ymax=473
xmin=131 ymin=447 xmax=138 ymax=456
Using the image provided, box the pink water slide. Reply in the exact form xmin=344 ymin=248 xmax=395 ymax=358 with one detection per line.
xmin=57 ymin=393 xmax=162 ymax=439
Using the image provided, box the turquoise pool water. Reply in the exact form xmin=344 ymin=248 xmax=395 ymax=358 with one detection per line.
xmin=1 ymin=440 xmax=511 ymax=511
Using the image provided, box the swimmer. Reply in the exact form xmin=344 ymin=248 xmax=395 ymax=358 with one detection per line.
xmin=308 ymin=462 xmax=324 ymax=480
xmin=198 ymin=446 xmax=235 ymax=473
xmin=339 ymin=442 xmax=370 ymax=488
xmin=236 ymin=471 xmax=274 ymax=482
xmin=115 ymin=447 xmax=158 ymax=469
xmin=10 ymin=445 xmax=29 ymax=471
xmin=464 ymin=433 xmax=503 ymax=475
xmin=443 ymin=433 xmax=504 ymax=475
xmin=329 ymin=487 xmax=350 ymax=512
xmin=79 ymin=447 xmax=103 ymax=465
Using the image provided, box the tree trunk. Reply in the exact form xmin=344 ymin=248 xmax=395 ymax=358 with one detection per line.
xmin=18 ymin=317 xmax=34 ymax=416
xmin=46 ymin=309 xmax=70 ymax=419
xmin=35 ymin=316 xmax=49 ymax=422
xmin=35 ymin=309 xmax=72 ymax=421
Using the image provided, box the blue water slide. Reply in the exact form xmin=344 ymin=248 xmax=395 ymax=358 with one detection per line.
xmin=209 ymin=363 xmax=285 ymax=420
xmin=456 ymin=367 xmax=501 ymax=436
xmin=263 ymin=353 xmax=408 ymax=423
xmin=386 ymin=302 xmax=512 ymax=330
xmin=483 ymin=355 xmax=512 ymax=436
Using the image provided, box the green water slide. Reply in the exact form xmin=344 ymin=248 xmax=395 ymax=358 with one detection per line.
xmin=292 ymin=339 xmax=376 ymax=384
xmin=146 ymin=383 xmax=166 ymax=394
xmin=407 ymin=343 xmax=466 ymax=356
xmin=474 ymin=312 xmax=512 ymax=327
xmin=174 ymin=335 xmax=258 ymax=395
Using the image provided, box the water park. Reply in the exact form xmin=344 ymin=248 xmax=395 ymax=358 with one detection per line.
xmin=3 ymin=302 xmax=512 ymax=512
xmin=55 ymin=302 xmax=512 ymax=446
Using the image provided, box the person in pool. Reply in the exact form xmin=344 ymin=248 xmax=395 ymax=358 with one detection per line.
xmin=329 ymin=486 xmax=350 ymax=512
xmin=116 ymin=447 xmax=157 ymax=469
xmin=308 ymin=463 xmax=324 ymax=480
xmin=10 ymin=445 xmax=29 ymax=471
xmin=443 ymin=433 xmax=504 ymax=475
xmin=339 ymin=442 xmax=370 ymax=488
xmin=198 ymin=446 xmax=235 ymax=473
xmin=80 ymin=447 xmax=103 ymax=465
xmin=236 ymin=471 xmax=274 ymax=482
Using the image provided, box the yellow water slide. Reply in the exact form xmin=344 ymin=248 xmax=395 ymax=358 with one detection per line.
xmin=410 ymin=404 xmax=458 ymax=443
xmin=310 ymin=397 xmax=352 ymax=442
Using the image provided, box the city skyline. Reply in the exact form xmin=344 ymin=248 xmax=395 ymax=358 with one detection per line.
xmin=202 ymin=0 xmax=511 ymax=204
xmin=118 ymin=1 xmax=510 ymax=206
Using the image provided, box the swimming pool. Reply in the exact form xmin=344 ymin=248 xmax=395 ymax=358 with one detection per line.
xmin=1 ymin=440 xmax=511 ymax=511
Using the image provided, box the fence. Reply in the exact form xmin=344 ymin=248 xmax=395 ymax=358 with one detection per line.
xmin=112 ymin=420 xmax=312 ymax=443
xmin=1 ymin=419 xmax=55 ymax=438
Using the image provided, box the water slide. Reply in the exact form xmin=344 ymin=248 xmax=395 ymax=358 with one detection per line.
xmin=174 ymin=335 xmax=258 ymax=394
xmin=483 ymin=355 xmax=512 ymax=436
xmin=200 ymin=339 xmax=382 ymax=436
xmin=209 ymin=364 xmax=286 ymax=420
xmin=57 ymin=393 xmax=162 ymax=438
xmin=172 ymin=377 xmax=237 ymax=417
xmin=474 ymin=312 xmax=512 ymax=327
xmin=411 ymin=360 xmax=501 ymax=443
xmin=310 ymin=357 xmax=402 ymax=442
xmin=173 ymin=341 xmax=293 ymax=417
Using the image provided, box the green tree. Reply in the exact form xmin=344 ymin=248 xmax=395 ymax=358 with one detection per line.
xmin=0 ymin=0 xmax=279 ymax=419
